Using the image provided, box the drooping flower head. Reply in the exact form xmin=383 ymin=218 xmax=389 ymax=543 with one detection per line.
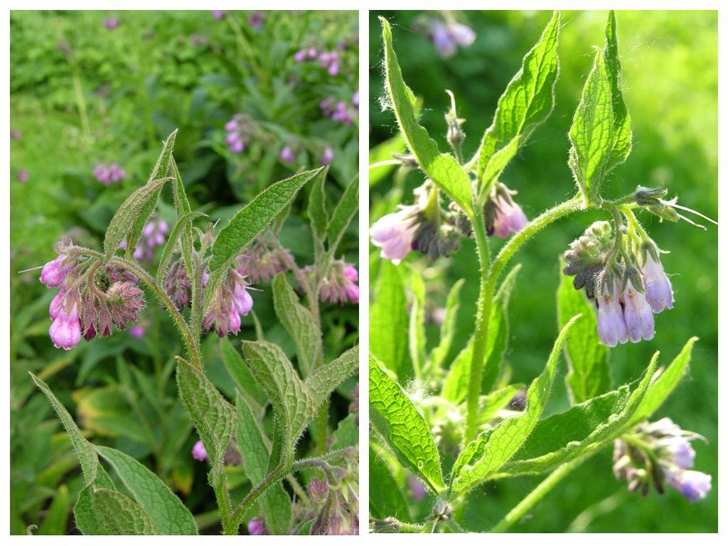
xmin=40 ymin=254 xmax=71 ymax=288
xmin=640 ymin=243 xmax=674 ymax=313
xmin=370 ymin=208 xmax=418 ymax=264
xmin=595 ymin=275 xmax=628 ymax=347
xmin=414 ymin=15 xmax=476 ymax=58
xmin=224 ymin=114 xmax=256 ymax=154
xmin=318 ymin=260 xmax=359 ymax=305
xmin=49 ymin=303 xmax=81 ymax=351
xmin=236 ymin=238 xmax=292 ymax=284
xmin=484 ymin=184 xmax=528 ymax=239
xmin=203 ymin=267 xmax=254 ymax=338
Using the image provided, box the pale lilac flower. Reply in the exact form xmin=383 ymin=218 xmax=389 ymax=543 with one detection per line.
xmin=491 ymin=193 xmax=528 ymax=238
xmin=94 ymin=163 xmax=125 ymax=185
xmin=203 ymin=268 xmax=253 ymax=337
xmin=17 ymin=169 xmax=29 ymax=183
xmin=40 ymin=255 xmax=69 ymax=288
xmin=319 ymin=51 xmax=339 ymax=74
xmin=102 ymin=17 xmax=120 ymax=31
xmin=596 ymin=281 xmax=628 ymax=347
xmin=332 ymin=101 xmax=353 ymax=125
xmin=319 ymin=147 xmax=334 ymax=166
xmin=622 ymin=279 xmax=655 ymax=343
xmin=429 ymin=20 xmax=476 ymax=58
xmin=294 ymin=49 xmax=308 ymax=62
xmin=225 ymin=119 xmax=238 ymax=132
xmin=210 ymin=10 xmax=226 ymax=20
xmin=192 ymin=440 xmax=209 ymax=462
xmin=344 ymin=265 xmax=358 ymax=282
xmin=408 ymin=475 xmax=427 ymax=502
xmin=352 ymin=91 xmax=359 ymax=108
xmin=142 ymin=219 xmax=168 ymax=247
xmin=247 ymin=517 xmax=268 ymax=535
xmin=234 ymin=284 xmax=254 ymax=316
xmin=307 ymin=47 xmax=318 ymax=59
xmin=641 ymin=251 xmax=673 ymax=313
xmin=129 ymin=325 xmax=146 ymax=338
xmin=224 ymin=115 xmax=248 ymax=154
xmin=370 ymin=209 xmax=417 ymax=264
xmin=320 ymin=96 xmax=336 ymax=117
xmin=668 ymin=470 xmax=712 ymax=502
xmin=11 ymin=128 xmax=21 ymax=140
xmin=666 ymin=439 xmax=696 ymax=469
xmin=280 ymin=146 xmax=296 ymax=164
xmin=248 ymin=11 xmax=266 ymax=29
xmin=49 ymin=290 xmax=66 ymax=320
xmin=49 ymin=303 xmax=81 ymax=350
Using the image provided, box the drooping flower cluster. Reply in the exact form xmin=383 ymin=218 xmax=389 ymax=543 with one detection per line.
xmin=202 ymin=267 xmax=254 ymax=338
xmin=236 ymin=239 xmax=292 ymax=284
xmin=102 ymin=17 xmax=120 ymax=31
xmin=248 ymin=11 xmax=266 ymax=29
xmin=564 ymin=220 xmax=675 ymax=347
xmin=413 ymin=14 xmax=476 ymax=58
xmin=210 ymin=10 xmax=226 ymax=20
xmin=315 ymin=261 xmax=359 ymax=305
xmin=293 ymin=46 xmax=341 ymax=76
xmin=613 ymin=418 xmax=711 ymax=502
xmin=371 ymin=181 xmax=463 ymax=264
xmin=320 ymin=95 xmax=358 ymax=126
xmin=93 ymin=162 xmax=126 ymax=185
xmin=483 ymin=183 xmax=528 ymax=239
xmin=120 ymin=217 xmax=168 ymax=261
xmin=224 ymin=114 xmax=256 ymax=154
xmin=41 ymin=246 xmax=146 ymax=350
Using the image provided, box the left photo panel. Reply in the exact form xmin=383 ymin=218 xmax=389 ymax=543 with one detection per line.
xmin=10 ymin=10 xmax=359 ymax=536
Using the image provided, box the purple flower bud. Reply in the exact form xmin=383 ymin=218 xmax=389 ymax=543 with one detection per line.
xmin=492 ymin=194 xmax=528 ymax=238
xmin=294 ymin=49 xmax=307 ymax=62
xmin=192 ymin=440 xmax=209 ymax=462
xmin=408 ymin=474 xmax=427 ymax=502
xmin=234 ymin=284 xmax=254 ymax=316
xmin=449 ymin=23 xmax=476 ymax=47
xmin=344 ymin=265 xmax=358 ymax=282
xmin=102 ymin=17 xmax=120 ymax=31
xmin=370 ymin=210 xmax=417 ymax=264
xmin=49 ymin=290 xmax=66 ymax=321
xmin=642 ymin=252 xmax=673 ymax=313
xmin=280 ymin=146 xmax=296 ymax=164
xmin=328 ymin=62 xmax=339 ymax=76
xmin=307 ymin=47 xmax=318 ymax=59
xmin=226 ymin=132 xmax=241 ymax=146
xmin=247 ymin=517 xmax=268 ymax=535
xmin=319 ymin=147 xmax=334 ymax=166
xmin=210 ymin=10 xmax=226 ymax=20
xmin=129 ymin=325 xmax=146 ymax=338
xmin=17 ymin=169 xmax=29 ymax=183
xmin=49 ymin=303 xmax=81 ymax=350
xmin=622 ymin=279 xmax=655 ymax=343
xmin=40 ymin=255 xmax=69 ymax=288
xmin=229 ymin=138 xmax=244 ymax=154
xmin=596 ymin=281 xmax=628 ymax=347
xmin=229 ymin=309 xmax=241 ymax=335
xmin=345 ymin=283 xmax=359 ymax=303
xmin=248 ymin=11 xmax=266 ymax=29
xmin=225 ymin=119 xmax=238 ymax=132
xmin=666 ymin=438 xmax=696 ymax=469
xmin=668 ymin=470 xmax=711 ymax=502
xmin=431 ymin=21 xmax=457 ymax=58
xmin=352 ymin=91 xmax=359 ymax=108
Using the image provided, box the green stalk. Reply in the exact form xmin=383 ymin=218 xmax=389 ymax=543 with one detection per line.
xmin=490 ymin=455 xmax=587 ymax=532
xmin=464 ymin=196 xmax=583 ymax=443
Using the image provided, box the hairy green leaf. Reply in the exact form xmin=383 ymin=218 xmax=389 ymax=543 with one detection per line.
xmin=474 ymin=11 xmax=561 ymax=200
xmin=272 ymin=273 xmax=321 ymax=377
xmin=495 ymin=350 xmax=659 ymax=478
xmin=307 ymin=167 xmax=329 ymax=254
xmin=557 ymin=259 xmax=610 ymax=403
xmin=235 ymin=393 xmax=291 ymax=535
xmin=327 ymin=174 xmax=359 ymax=255
xmin=369 ymin=354 xmax=444 ymax=493
xmin=428 ymin=279 xmax=464 ymax=376
xmin=209 ymin=168 xmax=322 ymax=272
xmin=450 ymin=315 xmax=579 ymax=496
xmin=371 ymin=260 xmax=411 ymax=380
xmin=441 ymin=338 xmax=474 ymax=403
xmin=472 ymin=385 xmax=523 ymax=426
xmin=96 ymin=446 xmax=198 ymax=535
xmin=603 ymin=10 xmax=632 ymax=174
xmin=305 ymin=346 xmax=359 ymax=407
xmin=93 ymin=488 xmax=160 ymax=535
xmin=156 ymin=211 xmax=206 ymax=284
xmin=380 ymin=17 xmax=473 ymax=216
xmin=408 ymin=266 xmax=427 ymax=378
xmin=220 ymin=338 xmax=267 ymax=411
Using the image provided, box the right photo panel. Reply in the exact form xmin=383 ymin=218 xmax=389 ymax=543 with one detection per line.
xmin=368 ymin=10 xmax=717 ymax=533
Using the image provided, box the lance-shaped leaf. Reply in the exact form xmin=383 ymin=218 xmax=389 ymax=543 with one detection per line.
xmin=92 ymin=488 xmax=160 ymax=535
xmin=220 ymin=337 xmax=267 ymax=411
xmin=568 ymin=47 xmax=614 ymax=202
xmin=369 ymin=354 xmax=444 ymax=493
xmin=235 ymin=393 xmax=291 ymax=535
xmin=471 ymin=385 xmax=524 ymax=426
xmin=493 ymin=349 xmax=659 ymax=478
xmin=408 ymin=266 xmax=427 ymax=378
xmin=380 ymin=17 xmax=473 ymax=217
xmin=371 ymin=260 xmax=411 ymax=381
xmin=125 ymin=130 xmax=178 ymax=260
xmin=327 ymin=174 xmax=359 ymax=255
xmin=627 ymin=337 xmax=697 ymax=426
xmin=241 ymin=342 xmax=358 ymax=468
xmin=603 ymin=10 xmax=632 ymax=174
xmin=449 ymin=315 xmax=579 ymax=496
xmin=103 ymin=176 xmax=173 ymax=262
xmin=176 ymin=358 xmax=236 ymax=468
xmin=209 ymin=168 xmax=322 ymax=272
xmin=557 ymin=259 xmax=610 ymax=403
xmin=473 ymin=11 xmax=561 ymax=200
xmin=307 ymin=167 xmax=329 ymax=253
xmin=170 ymin=157 xmax=194 ymax=278
xmin=156 ymin=211 xmax=207 ymax=284
xmin=272 ymin=273 xmax=321 ymax=377
xmin=428 ymin=279 xmax=464 ymax=376
xmin=96 ymin=446 xmax=198 ymax=535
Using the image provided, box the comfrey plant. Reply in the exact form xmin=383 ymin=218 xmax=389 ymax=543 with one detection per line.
xmin=370 ymin=13 xmax=713 ymax=533
xmin=30 ymin=130 xmax=359 ymax=535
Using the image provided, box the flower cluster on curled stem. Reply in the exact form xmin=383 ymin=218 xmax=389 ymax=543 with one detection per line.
xmin=224 ymin=114 xmax=257 ymax=154
xmin=40 ymin=244 xmax=146 ymax=350
xmin=613 ymin=418 xmax=711 ymax=502
xmin=120 ymin=217 xmax=169 ymax=261
xmin=564 ymin=218 xmax=674 ymax=347
xmin=202 ymin=267 xmax=254 ymax=338
xmin=412 ymin=13 xmax=476 ymax=58
xmin=312 ymin=260 xmax=359 ymax=306
xmin=93 ymin=162 xmax=126 ymax=185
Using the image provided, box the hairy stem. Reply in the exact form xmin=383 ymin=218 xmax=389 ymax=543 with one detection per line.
xmin=464 ymin=196 xmax=583 ymax=443
xmin=490 ymin=455 xmax=587 ymax=532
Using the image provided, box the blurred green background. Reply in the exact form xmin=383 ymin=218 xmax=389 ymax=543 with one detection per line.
xmin=369 ymin=10 xmax=717 ymax=532
xmin=10 ymin=10 xmax=358 ymax=534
